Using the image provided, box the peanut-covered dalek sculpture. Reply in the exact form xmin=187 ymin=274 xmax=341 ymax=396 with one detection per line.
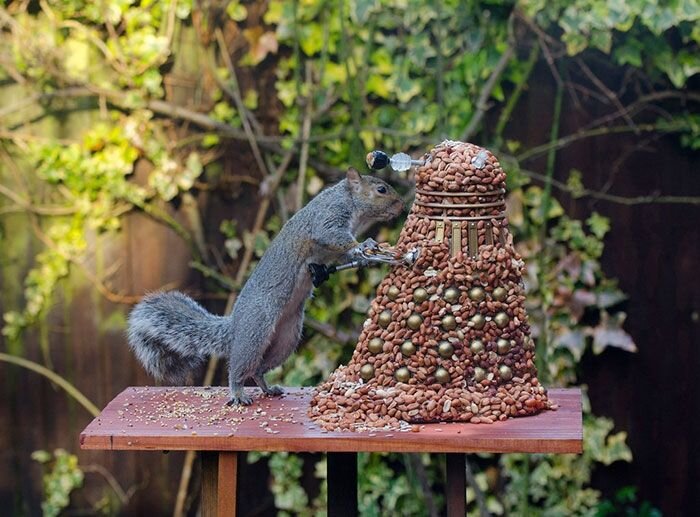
xmin=310 ymin=141 xmax=552 ymax=431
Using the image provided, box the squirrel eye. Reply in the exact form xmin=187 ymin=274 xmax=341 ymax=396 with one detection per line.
xmin=377 ymin=185 xmax=387 ymax=194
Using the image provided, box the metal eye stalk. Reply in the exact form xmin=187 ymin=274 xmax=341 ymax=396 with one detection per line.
xmin=366 ymin=150 xmax=425 ymax=172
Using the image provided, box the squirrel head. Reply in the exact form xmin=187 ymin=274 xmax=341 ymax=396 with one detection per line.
xmin=345 ymin=167 xmax=404 ymax=222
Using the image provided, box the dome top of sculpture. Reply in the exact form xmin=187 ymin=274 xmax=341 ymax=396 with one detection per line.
xmin=415 ymin=140 xmax=506 ymax=194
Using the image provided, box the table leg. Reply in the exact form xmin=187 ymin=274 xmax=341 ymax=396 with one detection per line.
xmin=446 ymin=453 xmax=466 ymax=517
xmin=201 ymin=451 xmax=238 ymax=517
xmin=327 ymin=452 xmax=358 ymax=517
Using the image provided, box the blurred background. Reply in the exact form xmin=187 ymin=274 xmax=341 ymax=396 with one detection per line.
xmin=1 ymin=0 xmax=698 ymax=515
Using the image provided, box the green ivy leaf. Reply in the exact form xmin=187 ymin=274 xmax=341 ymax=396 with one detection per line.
xmin=226 ymin=1 xmax=248 ymax=22
xmin=586 ymin=212 xmax=610 ymax=239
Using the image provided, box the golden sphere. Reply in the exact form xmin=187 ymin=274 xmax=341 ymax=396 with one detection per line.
xmin=435 ymin=367 xmax=450 ymax=384
xmin=413 ymin=287 xmax=429 ymax=303
xmin=441 ymin=314 xmax=457 ymax=331
xmin=470 ymin=340 xmax=485 ymax=354
xmin=378 ymin=310 xmax=392 ymax=328
xmin=492 ymin=286 xmax=508 ymax=302
xmin=494 ymin=312 xmax=509 ymax=328
xmin=395 ymin=367 xmax=411 ymax=383
xmin=470 ymin=314 xmax=486 ymax=330
xmin=444 ymin=287 xmax=460 ymax=304
xmin=407 ymin=313 xmax=423 ymax=330
xmin=499 ymin=365 xmax=513 ymax=381
xmin=468 ymin=287 xmax=486 ymax=303
xmin=497 ymin=338 xmax=511 ymax=355
xmin=387 ymin=286 xmax=400 ymax=300
xmin=368 ymin=337 xmax=384 ymax=354
xmin=438 ymin=341 xmax=454 ymax=358
xmin=473 ymin=367 xmax=486 ymax=382
xmin=360 ymin=364 xmax=375 ymax=381
xmin=401 ymin=340 xmax=416 ymax=356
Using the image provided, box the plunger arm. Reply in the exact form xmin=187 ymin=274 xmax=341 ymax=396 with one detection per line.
xmin=308 ymin=245 xmax=420 ymax=287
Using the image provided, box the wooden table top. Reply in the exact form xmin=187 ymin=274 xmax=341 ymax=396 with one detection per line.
xmin=80 ymin=387 xmax=582 ymax=454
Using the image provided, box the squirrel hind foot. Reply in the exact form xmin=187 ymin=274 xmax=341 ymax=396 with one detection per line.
xmin=263 ymin=385 xmax=284 ymax=397
xmin=226 ymin=392 xmax=254 ymax=406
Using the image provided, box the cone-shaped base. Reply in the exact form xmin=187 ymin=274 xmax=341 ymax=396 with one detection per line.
xmin=310 ymin=141 xmax=552 ymax=431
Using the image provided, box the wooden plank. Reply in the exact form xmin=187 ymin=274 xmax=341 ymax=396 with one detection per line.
xmin=201 ymin=452 xmax=237 ymax=517
xmin=445 ymin=454 xmax=466 ymax=517
xmin=80 ymin=387 xmax=582 ymax=454
xmin=327 ymin=453 xmax=357 ymax=517
xmin=201 ymin=452 xmax=218 ymax=517
xmin=218 ymin=452 xmax=237 ymax=517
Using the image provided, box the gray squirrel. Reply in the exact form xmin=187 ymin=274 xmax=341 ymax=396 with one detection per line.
xmin=127 ymin=168 xmax=404 ymax=405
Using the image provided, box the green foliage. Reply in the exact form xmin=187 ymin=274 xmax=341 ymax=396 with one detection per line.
xmin=500 ymin=414 xmax=633 ymax=516
xmin=524 ymin=0 xmax=700 ymax=87
xmin=358 ymin=452 xmax=445 ymax=516
xmin=32 ymin=449 xmax=84 ymax=517
xmin=596 ymin=486 xmax=662 ymax=517
xmin=248 ymin=451 xmax=327 ymax=516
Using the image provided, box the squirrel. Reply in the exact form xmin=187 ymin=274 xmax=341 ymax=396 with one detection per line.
xmin=127 ymin=168 xmax=404 ymax=405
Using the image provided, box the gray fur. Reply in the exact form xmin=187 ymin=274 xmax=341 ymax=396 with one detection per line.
xmin=127 ymin=172 xmax=403 ymax=405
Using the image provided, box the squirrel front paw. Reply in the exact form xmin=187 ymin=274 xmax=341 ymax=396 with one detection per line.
xmin=350 ymin=238 xmax=379 ymax=259
xmin=359 ymin=237 xmax=379 ymax=252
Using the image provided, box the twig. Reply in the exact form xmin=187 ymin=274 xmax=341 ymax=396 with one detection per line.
xmin=598 ymin=135 xmax=659 ymax=197
xmin=519 ymin=166 xmax=700 ymax=205
xmin=494 ymin=43 xmax=539 ymax=140
xmin=304 ymin=317 xmax=358 ymax=345
xmin=515 ymin=121 xmax=692 ymax=163
xmin=465 ymin=458 xmax=489 ymax=517
xmin=180 ymin=192 xmax=209 ymax=262
xmin=338 ymin=1 xmax=364 ymax=158
xmin=405 ymin=454 xmax=438 ymax=517
xmin=582 ymin=90 xmax=700 ymax=133
xmin=576 ymin=58 xmax=638 ymax=132
xmin=131 ymin=199 xmax=199 ymax=259
xmin=213 ymin=29 xmax=269 ymax=178
xmin=0 ymin=183 xmax=77 ymax=215
xmin=0 ymin=352 xmax=100 ymax=416
xmin=83 ymin=464 xmax=137 ymax=505
xmin=517 ymin=11 xmax=564 ymax=86
xmin=0 ymin=86 xmax=95 ymax=119
xmin=535 ymin=76 xmax=563 ymax=385
xmin=28 ymin=216 xmax=145 ymax=304
xmin=295 ymin=65 xmax=313 ymax=212
xmin=0 ymin=128 xmax=77 ymax=146
xmin=461 ymin=44 xmax=516 ymax=141
xmin=189 ymin=261 xmax=236 ymax=290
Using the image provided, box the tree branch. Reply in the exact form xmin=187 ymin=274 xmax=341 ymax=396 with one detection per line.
xmin=515 ymin=121 xmax=693 ymax=163
xmin=518 ymin=166 xmax=700 ymax=205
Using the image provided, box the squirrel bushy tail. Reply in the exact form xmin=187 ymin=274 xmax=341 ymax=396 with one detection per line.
xmin=127 ymin=292 xmax=232 ymax=383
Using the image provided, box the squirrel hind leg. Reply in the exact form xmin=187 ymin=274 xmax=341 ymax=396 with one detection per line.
xmin=252 ymin=373 xmax=284 ymax=397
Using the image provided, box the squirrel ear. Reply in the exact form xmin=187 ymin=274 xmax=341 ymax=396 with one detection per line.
xmin=346 ymin=167 xmax=362 ymax=191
